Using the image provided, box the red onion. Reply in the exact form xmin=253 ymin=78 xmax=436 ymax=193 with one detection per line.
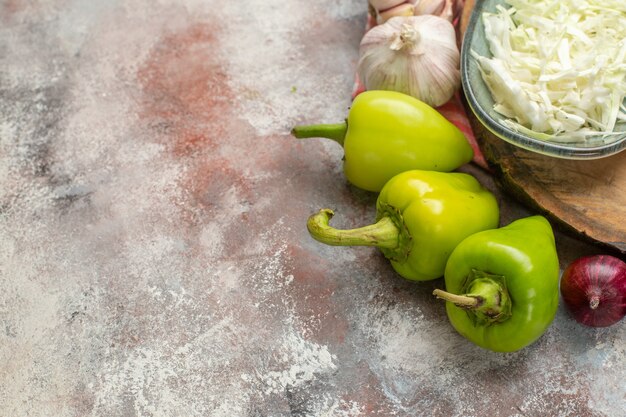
xmin=560 ymin=255 xmax=626 ymax=327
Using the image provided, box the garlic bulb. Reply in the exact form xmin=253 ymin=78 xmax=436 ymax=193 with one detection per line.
xmin=357 ymin=15 xmax=461 ymax=107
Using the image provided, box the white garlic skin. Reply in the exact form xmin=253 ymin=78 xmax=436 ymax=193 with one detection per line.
xmin=413 ymin=0 xmax=465 ymax=22
xmin=357 ymin=15 xmax=461 ymax=108
xmin=413 ymin=0 xmax=446 ymax=18
xmin=377 ymin=3 xmax=415 ymax=24
xmin=369 ymin=0 xmax=410 ymax=12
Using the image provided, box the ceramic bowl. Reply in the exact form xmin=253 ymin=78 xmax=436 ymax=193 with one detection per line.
xmin=461 ymin=0 xmax=626 ymax=159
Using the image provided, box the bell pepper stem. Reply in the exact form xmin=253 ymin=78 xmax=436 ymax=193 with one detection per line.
xmin=433 ymin=289 xmax=479 ymax=308
xmin=307 ymin=208 xmax=400 ymax=249
xmin=291 ymin=122 xmax=348 ymax=147
xmin=433 ymin=271 xmax=513 ymax=324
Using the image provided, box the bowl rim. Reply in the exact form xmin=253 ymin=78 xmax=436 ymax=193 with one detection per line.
xmin=460 ymin=0 xmax=626 ymax=160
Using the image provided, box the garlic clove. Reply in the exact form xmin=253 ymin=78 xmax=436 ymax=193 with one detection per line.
xmin=413 ymin=0 xmax=446 ymax=17
xmin=370 ymin=0 xmax=410 ymax=12
xmin=413 ymin=0 xmax=464 ymax=22
xmin=378 ymin=3 xmax=415 ymax=24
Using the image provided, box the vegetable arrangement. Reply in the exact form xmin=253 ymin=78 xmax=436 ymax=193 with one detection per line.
xmin=291 ymin=1 xmax=624 ymax=353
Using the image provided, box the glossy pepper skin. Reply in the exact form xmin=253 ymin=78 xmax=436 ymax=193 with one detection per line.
xmin=434 ymin=216 xmax=560 ymax=352
xmin=307 ymin=170 xmax=499 ymax=281
xmin=291 ymin=90 xmax=473 ymax=192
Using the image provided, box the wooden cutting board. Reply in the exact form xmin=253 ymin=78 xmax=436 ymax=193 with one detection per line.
xmin=460 ymin=0 xmax=626 ymax=255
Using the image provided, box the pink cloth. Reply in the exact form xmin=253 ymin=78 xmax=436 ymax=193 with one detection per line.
xmin=352 ymin=12 xmax=488 ymax=170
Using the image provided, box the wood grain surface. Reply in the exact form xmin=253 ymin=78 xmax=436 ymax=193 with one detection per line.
xmin=461 ymin=0 xmax=626 ymax=254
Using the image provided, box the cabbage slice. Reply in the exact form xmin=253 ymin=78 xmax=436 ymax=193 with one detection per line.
xmin=473 ymin=0 xmax=626 ymax=142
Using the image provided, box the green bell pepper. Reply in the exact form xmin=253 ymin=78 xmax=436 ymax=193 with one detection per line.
xmin=307 ymin=170 xmax=499 ymax=281
xmin=433 ymin=216 xmax=560 ymax=352
xmin=291 ymin=90 xmax=473 ymax=192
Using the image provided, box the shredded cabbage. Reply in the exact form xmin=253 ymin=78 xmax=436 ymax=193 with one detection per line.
xmin=473 ymin=0 xmax=626 ymax=142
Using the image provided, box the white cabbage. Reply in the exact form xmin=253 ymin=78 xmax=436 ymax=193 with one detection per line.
xmin=474 ymin=0 xmax=626 ymax=141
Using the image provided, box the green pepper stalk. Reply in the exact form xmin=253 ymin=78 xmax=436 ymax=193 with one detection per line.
xmin=292 ymin=90 xmax=473 ymax=192
xmin=434 ymin=216 xmax=560 ymax=352
xmin=307 ymin=170 xmax=499 ymax=281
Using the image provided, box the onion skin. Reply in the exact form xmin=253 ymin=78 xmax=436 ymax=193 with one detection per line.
xmin=560 ymin=255 xmax=626 ymax=327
